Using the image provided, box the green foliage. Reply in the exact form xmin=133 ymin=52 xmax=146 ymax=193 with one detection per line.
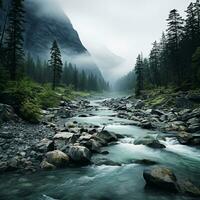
xmin=5 ymin=0 xmax=25 ymax=80
xmin=49 ymin=40 xmax=63 ymax=90
xmin=0 ymin=79 xmax=63 ymax=123
xmin=39 ymin=85 xmax=60 ymax=109
xmin=20 ymin=100 xmax=41 ymax=123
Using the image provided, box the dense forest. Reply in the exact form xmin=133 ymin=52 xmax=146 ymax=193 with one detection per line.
xmin=116 ymin=0 xmax=200 ymax=96
xmin=0 ymin=0 xmax=109 ymax=92
xmin=0 ymin=0 xmax=109 ymax=122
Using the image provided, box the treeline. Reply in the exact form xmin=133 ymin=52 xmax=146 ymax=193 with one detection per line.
xmin=135 ymin=0 xmax=200 ymax=95
xmin=114 ymin=70 xmax=136 ymax=91
xmin=116 ymin=0 xmax=200 ymax=96
xmin=0 ymin=0 xmax=109 ymax=92
xmin=26 ymin=53 xmax=109 ymax=91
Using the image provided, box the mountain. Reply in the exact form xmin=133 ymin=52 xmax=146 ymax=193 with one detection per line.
xmin=89 ymin=45 xmax=125 ymax=82
xmin=0 ymin=0 xmax=102 ymax=77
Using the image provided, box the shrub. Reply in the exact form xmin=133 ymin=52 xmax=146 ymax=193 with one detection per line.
xmin=20 ymin=100 xmax=41 ymax=123
xmin=38 ymin=86 xmax=60 ymax=109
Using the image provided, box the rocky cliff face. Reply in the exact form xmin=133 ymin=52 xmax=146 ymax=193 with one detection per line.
xmin=0 ymin=0 xmax=102 ymax=77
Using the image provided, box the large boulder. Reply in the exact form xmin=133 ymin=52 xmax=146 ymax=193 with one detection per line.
xmin=134 ymin=136 xmax=166 ymax=149
xmin=143 ymin=166 xmax=178 ymax=192
xmin=68 ymin=146 xmax=91 ymax=164
xmin=96 ymin=130 xmax=118 ymax=143
xmin=46 ymin=150 xmax=70 ymax=168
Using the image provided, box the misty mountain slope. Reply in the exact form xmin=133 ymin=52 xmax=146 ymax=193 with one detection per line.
xmin=0 ymin=0 xmax=102 ymax=77
xmin=90 ymin=46 xmax=125 ymax=82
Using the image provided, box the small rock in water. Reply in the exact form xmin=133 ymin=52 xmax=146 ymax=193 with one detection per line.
xmin=134 ymin=159 xmax=158 ymax=165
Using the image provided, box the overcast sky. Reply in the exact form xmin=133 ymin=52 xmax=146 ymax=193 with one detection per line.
xmin=60 ymin=0 xmax=193 ymax=76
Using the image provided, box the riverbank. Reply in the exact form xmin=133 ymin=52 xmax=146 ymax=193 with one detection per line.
xmin=1 ymin=93 xmax=200 ymax=199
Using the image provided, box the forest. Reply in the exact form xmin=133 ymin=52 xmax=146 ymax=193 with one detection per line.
xmin=1 ymin=1 xmax=200 ymax=200
xmin=0 ymin=0 xmax=109 ymax=122
xmin=116 ymin=0 xmax=200 ymax=96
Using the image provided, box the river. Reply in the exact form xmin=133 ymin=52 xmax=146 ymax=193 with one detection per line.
xmin=0 ymin=94 xmax=200 ymax=200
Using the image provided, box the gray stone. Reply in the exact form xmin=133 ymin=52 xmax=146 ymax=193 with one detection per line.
xmin=96 ymin=130 xmax=118 ymax=143
xmin=68 ymin=146 xmax=91 ymax=164
xmin=134 ymin=136 xmax=166 ymax=149
xmin=143 ymin=166 xmax=178 ymax=192
xmin=46 ymin=150 xmax=70 ymax=168
xmin=35 ymin=138 xmax=54 ymax=153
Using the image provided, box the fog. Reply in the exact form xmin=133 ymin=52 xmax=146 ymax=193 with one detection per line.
xmin=58 ymin=0 xmax=192 ymax=80
xmin=25 ymin=0 xmax=193 ymax=82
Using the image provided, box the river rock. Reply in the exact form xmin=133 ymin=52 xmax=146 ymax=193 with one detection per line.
xmin=54 ymin=132 xmax=74 ymax=140
xmin=178 ymin=179 xmax=200 ymax=197
xmin=188 ymin=123 xmax=200 ymax=133
xmin=84 ymin=139 xmax=102 ymax=153
xmin=187 ymin=117 xmax=200 ymax=125
xmin=93 ymin=158 xmax=121 ymax=166
xmin=96 ymin=130 xmax=118 ymax=143
xmin=46 ymin=150 xmax=70 ymax=168
xmin=35 ymin=138 xmax=54 ymax=153
xmin=143 ymin=166 xmax=178 ymax=192
xmin=54 ymin=132 xmax=74 ymax=150
xmin=134 ymin=100 xmax=145 ymax=109
xmin=65 ymin=122 xmax=76 ymax=129
xmin=134 ymin=159 xmax=158 ymax=165
xmin=177 ymin=132 xmax=193 ymax=145
xmin=134 ymin=136 xmax=166 ymax=149
xmin=40 ymin=160 xmax=56 ymax=170
xmin=68 ymin=146 xmax=91 ymax=164
xmin=78 ymin=133 xmax=92 ymax=142
xmin=0 ymin=161 xmax=8 ymax=172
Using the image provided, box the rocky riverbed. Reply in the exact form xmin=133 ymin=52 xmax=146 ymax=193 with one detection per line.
xmin=0 ymin=94 xmax=200 ymax=199
xmin=102 ymin=96 xmax=200 ymax=146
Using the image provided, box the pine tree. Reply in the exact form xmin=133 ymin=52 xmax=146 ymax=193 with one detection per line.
xmin=195 ymin=0 xmax=200 ymax=37
xmin=73 ymin=66 xmax=78 ymax=90
xmin=80 ymin=70 xmax=87 ymax=91
xmin=166 ymin=9 xmax=184 ymax=85
xmin=135 ymin=54 xmax=144 ymax=96
xmin=192 ymin=47 xmax=200 ymax=86
xmin=49 ymin=40 xmax=63 ymax=90
xmin=159 ymin=32 xmax=169 ymax=86
xmin=149 ymin=41 xmax=160 ymax=86
xmin=5 ymin=0 xmax=25 ymax=80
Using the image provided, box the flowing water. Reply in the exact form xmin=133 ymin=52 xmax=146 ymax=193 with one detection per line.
xmin=0 ymin=94 xmax=200 ymax=200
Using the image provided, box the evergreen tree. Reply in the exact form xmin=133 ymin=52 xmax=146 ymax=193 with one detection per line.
xmin=195 ymin=0 xmax=200 ymax=38
xmin=166 ymin=9 xmax=184 ymax=85
xmin=159 ymin=32 xmax=169 ymax=86
xmin=80 ymin=70 xmax=87 ymax=91
xmin=5 ymin=0 xmax=25 ymax=80
xmin=48 ymin=40 xmax=63 ymax=90
xmin=192 ymin=47 xmax=200 ymax=86
xmin=149 ymin=41 xmax=160 ymax=86
xmin=26 ymin=52 xmax=35 ymax=79
xmin=135 ymin=54 xmax=144 ymax=96
xmin=73 ymin=66 xmax=78 ymax=90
